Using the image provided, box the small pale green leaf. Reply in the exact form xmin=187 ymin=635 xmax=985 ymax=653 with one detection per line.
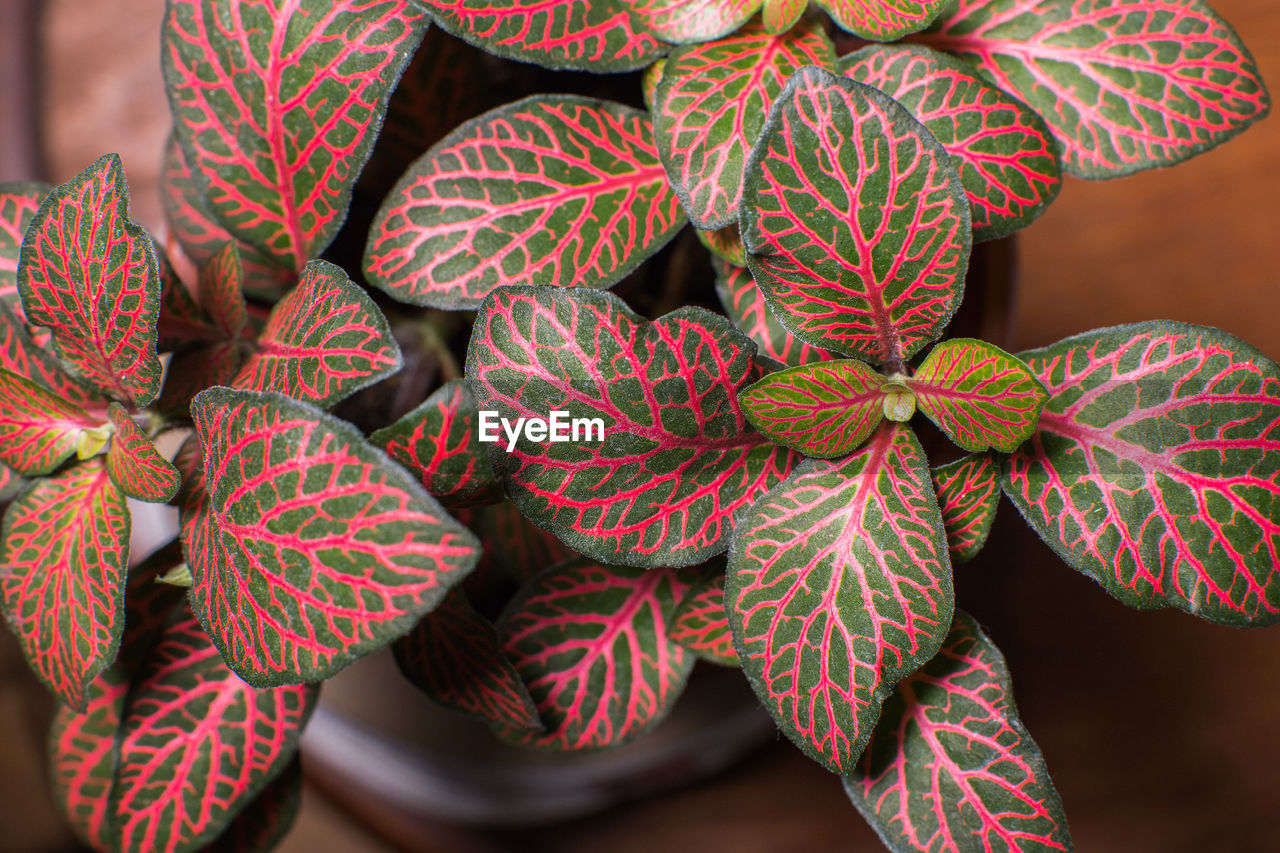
xmin=741 ymin=360 xmax=886 ymax=458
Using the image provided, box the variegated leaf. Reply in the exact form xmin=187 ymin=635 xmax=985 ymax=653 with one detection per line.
xmin=163 ymin=1 xmax=428 ymax=268
xmin=625 ymin=0 xmax=759 ymax=45
xmin=111 ymin=609 xmax=317 ymax=853
xmin=655 ymin=18 xmax=836 ymax=229
xmin=742 ymin=67 xmax=970 ymax=367
xmin=840 ymin=44 xmax=1061 ymax=241
xmin=48 ymin=673 xmax=126 ymax=852
xmin=741 ymin=359 xmax=887 ymax=458
xmin=200 ymin=241 xmax=248 ymax=338
xmin=1003 ymin=323 xmax=1280 ymax=626
xmin=415 ymin=0 xmax=664 ymax=72
xmin=393 ymin=586 xmax=542 ymax=729
xmin=906 ymin=338 xmax=1048 ymax=453
xmin=713 ymin=259 xmax=836 ymax=368
xmin=188 ymin=388 xmax=481 ymax=686
xmin=922 ymin=0 xmax=1271 ymax=178
xmin=232 ymin=260 xmax=401 ymax=408
xmin=814 ymin=0 xmax=949 ymax=40
xmin=17 ymin=154 xmax=162 ymax=406
xmin=763 ymin=0 xmax=808 ymax=33
xmin=727 ymin=423 xmax=953 ymax=772
xmin=498 ymin=560 xmax=692 ymax=750
xmin=933 ymin=454 xmax=1000 ymax=563
xmin=0 ymin=182 xmax=50 ymax=310
xmin=365 ymin=96 xmax=684 ymax=309
xmin=105 ymin=403 xmax=181 ymax=503
xmin=466 ymin=285 xmax=796 ymax=567
xmin=0 ymin=369 xmax=102 ymax=476
xmin=844 ymin=610 xmax=1072 ymax=851
xmin=370 ymin=379 xmax=503 ymax=508
xmin=0 ymin=459 xmax=128 ymax=710
xmin=0 ymin=301 xmax=106 ymax=412
xmin=670 ymin=568 xmax=737 ymax=665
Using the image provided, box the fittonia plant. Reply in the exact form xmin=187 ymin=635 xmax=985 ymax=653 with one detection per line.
xmin=0 ymin=0 xmax=1272 ymax=850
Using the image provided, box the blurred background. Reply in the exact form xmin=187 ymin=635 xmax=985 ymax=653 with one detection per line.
xmin=0 ymin=0 xmax=1277 ymax=850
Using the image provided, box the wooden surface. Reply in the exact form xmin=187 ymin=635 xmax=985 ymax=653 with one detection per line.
xmin=0 ymin=1 xmax=1276 ymax=851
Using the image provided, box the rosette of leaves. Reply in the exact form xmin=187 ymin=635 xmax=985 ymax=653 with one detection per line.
xmin=3 ymin=0 xmax=1274 ymax=851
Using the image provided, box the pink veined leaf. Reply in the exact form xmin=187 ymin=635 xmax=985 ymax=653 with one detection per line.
xmin=0 ymin=301 xmax=106 ymax=412
xmin=187 ymin=388 xmax=481 ymax=686
xmin=844 ymin=610 xmax=1072 ymax=851
xmin=110 ymin=609 xmax=317 ymax=853
xmin=156 ymin=242 xmax=221 ymax=351
xmin=713 ymin=259 xmax=836 ymax=368
xmin=933 ymin=453 xmax=1000 ymax=563
xmin=199 ymin=241 xmax=248 ymax=338
xmin=641 ymin=58 xmax=666 ymax=112
xmin=624 ymin=0 xmax=760 ymax=44
xmin=762 ymin=0 xmax=809 ymax=33
xmin=741 ymin=67 xmax=970 ymax=367
xmin=0 ymin=463 xmax=22 ymax=502
xmin=105 ymin=403 xmax=181 ymax=503
xmin=654 ymin=18 xmax=836 ymax=230
xmin=371 ymin=379 xmax=504 ymax=508
xmin=905 ymin=337 xmax=1049 ymax=453
xmin=47 ymin=673 xmax=126 ymax=853
xmin=365 ymin=96 xmax=684 ymax=310
xmin=727 ymin=423 xmax=953 ymax=772
xmin=414 ymin=0 xmax=664 ymax=72
xmin=669 ymin=568 xmax=738 ymax=665
xmin=232 ymin=260 xmax=401 ymax=409
xmin=0 ymin=182 xmax=50 ymax=311
xmin=1003 ymin=322 xmax=1280 ymax=626
xmin=740 ymin=359 xmax=888 ymax=458
xmin=920 ymin=0 xmax=1271 ymax=178
xmin=455 ymin=499 xmax=575 ymax=588
xmin=497 ymin=560 xmax=693 ymax=750
xmin=393 ymin=586 xmax=542 ymax=730
xmin=840 ymin=44 xmax=1062 ymax=241
xmin=163 ymin=1 xmax=428 ymax=269
xmin=0 ymin=368 xmax=103 ymax=476
xmin=205 ymin=757 xmax=304 ymax=853
xmin=696 ymin=224 xmax=747 ymax=267
xmin=17 ymin=154 xmax=163 ymax=407
xmin=814 ymin=0 xmax=949 ymax=40
xmin=158 ymin=136 xmax=293 ymax=299
xmin=466 ymin=285 xmax=797 ymax=567
xmin=0 ymin=459 xmax=129 ymax=710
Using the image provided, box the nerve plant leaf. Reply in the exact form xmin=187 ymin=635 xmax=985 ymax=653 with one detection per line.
xmin=625 ymin=0 xmax=758 ymax=44
xmin=741 ymin=67 xmax=970 ymax=367
xmin=0 ymin=369 xmax=103 ymax=476
xmin=163 ymin=1 xmax=427 ymax=269
xmin=413 ymin=0 xmax=664 ymax=72
xmin=727 ymin=423 xmax=953 ymax=772
xmin=840 ymin=44 xmax=1062 ymax=241
xmin=393 ymin=587 xmax=542 ymax=730
xmin=670 ymin=569 xmax=738 ymax=665
xmin=105 ymin=403 xmax=181 ymax=503
xmin=0 ymin=459 xmax=129 ymax=710
xmin=365 ymin=96 xmax=683 ymax=310
xmin=0 ymin=301 xmax=106 ymax=411
xmin=0 ymin=182 xmax=50 ymax=309
xmin=48 ymin=674 xmax=125 ymax=852
xmin=697 ymin=224 xmax=746 ymax=267
xmin=205 ymin=757 xmax=304 ymax=853
xmin=655 ymin=18 xmax=836 ymax=230
xmin=498 ymin=560 xmax=692 ymax=750
xmin=18 ymin=154 xmax=163 ymax=407
xmin=922 ymin=0 xmax=1271 ymax=178
xmin=906 ymin=338 xmax=1048 ymax=453
xmin=371 ymin=379 xmax=503 ymax=508
xmin=933 ymin=454 xmax=1000 ymax=562
xmin=813 ymin=0 xmax=949 ymax=41
xmin=466 ymin=286 xmax=797 ymax=567
xmin=843 ymin=610 xmax=1072 ymax=851
xmin=111 ymin=609 xmax=317 ymax=853
xmin=713 ymin=260 xmax=836 ymax=368
xmin=1003 ymin=323 xmax=1280 ymax=626
xmin=232 ymin=260 xmax=401 ymax=408
xmin=741 ymin=359 xmax=887 ymax=458
xmin=188 ymin=388 xmax=481 ymax=686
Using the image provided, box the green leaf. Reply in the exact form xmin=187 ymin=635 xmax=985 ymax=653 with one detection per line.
xmin=713 ymin=259 xmax=836 ymax=368
xmin=727 ymin=423 xmax=953 ymax=772
xmin=0 ymin=182 xmax=51 ymax=311
xmin=741 ymin=67 xmax=970 ymax=366
xmin=1003 ymin=322 xmax=1280 ymax=626
xmin=0 ymin=300 xmax=106 ymax=412
xmin=762 ymin=0 xmax=807 ymax=33
xmin=905 ymin=338 xmax=1048 ymax=453
xmin=670 ymin=568 xmax=738 ymax=666
xmin=740 ymin=359 xmax=886 ymax=458
xmin=365 ymin=95 xmax=684 ymax=310
xmin=187 ymin=388 xmax=482 ymax=686
xmin=625 ymin=0 xmax=760 ymax=44
xmin=814 ymin=0 xmax=949 ymax=41
xmin=18 ymin=154 xmax=162 ymax=406
xmin=932 ymin=454 xmax=1000 ymax=563
xmin=696 ymin=224 xmax=746 ymax=267
xmin=105 ymin=403 xmax=181 ymax=503
xmin=844 ymin=610 xmax=1072 ymax=851
xmin=0 ymin=368 xmax=102 ymax=476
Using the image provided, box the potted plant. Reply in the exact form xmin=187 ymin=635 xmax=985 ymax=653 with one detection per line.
xmin=0 ymin=0 xmax=1272 ymax=850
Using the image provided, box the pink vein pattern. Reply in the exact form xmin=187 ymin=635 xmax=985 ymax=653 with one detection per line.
xmin=669 ymin=571 xmax=738 ymax=665
xmin=932 ymin=454 xmax=1000 ymax=562
xmin=105 ymin=403 xmax=181 ymax=503
xmin=626 ymin=0 xmax=760 ymax=44
xmin=48 ymin=674 xmax=126 ymax=853
xmin=713 ymin=259 xmax=836 ymax=368
xmin=815 ymin=0 xmax=950 ymax=40
xmin=0 ymin=370 xmax=102 ymax=475
xmin=0 ymin=183 xmax=48 ymax=309
xmin=741 ymin=359 xmax=887 ymax=458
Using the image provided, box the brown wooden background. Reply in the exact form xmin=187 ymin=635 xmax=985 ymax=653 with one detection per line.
xmin=0 ymin=1 xmax=1277 ymax=850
